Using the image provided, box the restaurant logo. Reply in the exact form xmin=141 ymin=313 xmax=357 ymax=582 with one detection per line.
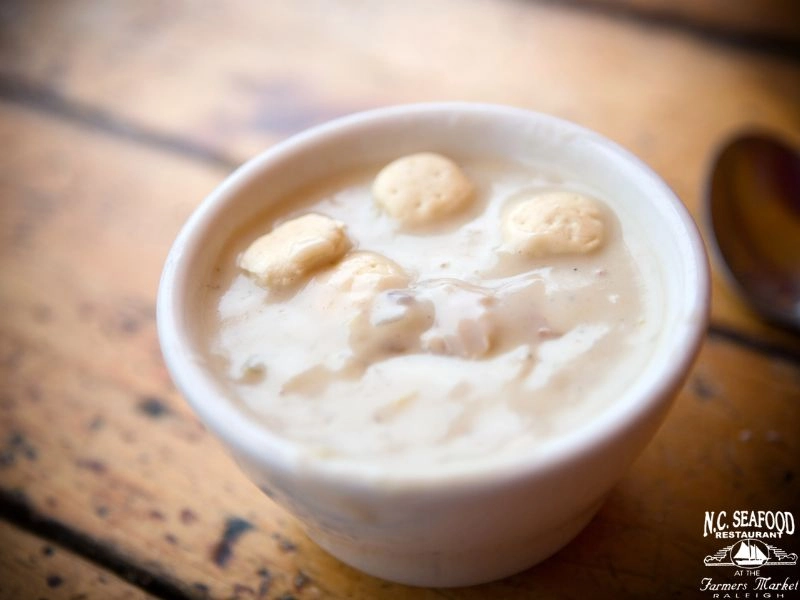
xmin=704 ymin=539 xmax=797 ymax=569
xmin=704 ymin=511 xmax=796 ymax=540
xmin=700 ymin=511 xmax=799 ymax=597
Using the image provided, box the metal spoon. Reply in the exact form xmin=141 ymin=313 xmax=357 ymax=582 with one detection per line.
xmin=706 ymin=131 xmax=800 ymax=333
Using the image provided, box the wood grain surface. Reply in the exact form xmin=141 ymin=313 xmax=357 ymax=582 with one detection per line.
xmin=1 ymin=1 xmax=799 ymax=599
xmin=0 ymin=521 xmax=155 ymax=600
xmin=578 ymin=0 xmax=800 ymax=42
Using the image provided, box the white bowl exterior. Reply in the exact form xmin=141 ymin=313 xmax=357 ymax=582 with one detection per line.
xmin=157 ymin=103 xmax=709 ymax=586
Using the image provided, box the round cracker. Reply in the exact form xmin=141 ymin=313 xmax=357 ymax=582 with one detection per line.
xmin=373 ymin=153 xmax=474 ymax=227
xmin=503 ymin=191 xmax=605 ymax=257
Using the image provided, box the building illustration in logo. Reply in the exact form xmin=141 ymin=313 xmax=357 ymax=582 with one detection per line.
xmin=705 ymin=538 xmax=798 ymax=569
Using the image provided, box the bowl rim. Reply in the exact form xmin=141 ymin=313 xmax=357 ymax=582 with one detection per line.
xmin=157 ymin=101 xmax=710 ymax=493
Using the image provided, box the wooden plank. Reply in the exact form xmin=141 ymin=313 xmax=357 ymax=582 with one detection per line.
xmin=0 ymin=104 xmax=329 ymax=600
xmin=573 ymin=0 xmax=800 ymax=41
xmin=0 ymin=520 xmax=155 ymax=600
xmin=1 ymin=0 xmax=798 ymax=349
xmin=1 ymin=102 xmax=799 ymax=597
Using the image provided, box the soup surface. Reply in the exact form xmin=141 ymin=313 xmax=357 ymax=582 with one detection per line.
xmin=201 ymin=156 xmax=658 ymax=471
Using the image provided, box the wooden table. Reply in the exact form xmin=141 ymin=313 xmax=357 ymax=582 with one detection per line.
xmin=1 ymin=2 xmax=799 ymax=598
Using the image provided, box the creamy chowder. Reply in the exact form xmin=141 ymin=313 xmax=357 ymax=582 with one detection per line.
xmin=200 ymin=155 xmax=659 ymax=472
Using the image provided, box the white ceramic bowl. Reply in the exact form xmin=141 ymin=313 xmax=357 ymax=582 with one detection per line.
xmin=157 ymin=103 xmax=709 ymax=587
